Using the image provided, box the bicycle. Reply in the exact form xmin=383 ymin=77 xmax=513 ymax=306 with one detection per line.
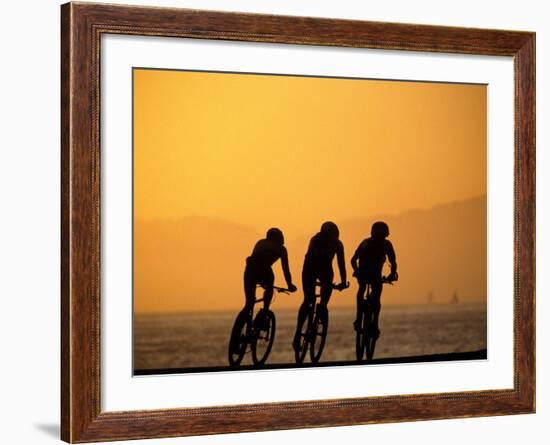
xmin=294 ymin=281 xmax=349 ymax=364
xmin=228 ymin=284 xmax=290 ymax=367
xmin=355 ymin=276 xmax=394 ymax=362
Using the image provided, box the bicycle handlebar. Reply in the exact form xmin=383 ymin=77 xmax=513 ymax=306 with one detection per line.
xmin=257 ymin=284 xmax=292 ymax=294
xmin=314 ymin=281 xmax=350 ymax=291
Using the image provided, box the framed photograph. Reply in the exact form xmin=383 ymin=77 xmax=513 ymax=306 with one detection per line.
xmin=61 ymin=2 xmax=535 ymax=442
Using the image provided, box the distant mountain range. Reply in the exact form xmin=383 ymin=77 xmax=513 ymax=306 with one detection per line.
xmin=335 ymin=195 xmax=486 ymax=307
xmin=134 ymin=195 xmax=486 ymax=312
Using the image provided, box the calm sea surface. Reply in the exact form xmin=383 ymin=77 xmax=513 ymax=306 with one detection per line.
xmin=134 ymin=303 xmax=486 ymax=370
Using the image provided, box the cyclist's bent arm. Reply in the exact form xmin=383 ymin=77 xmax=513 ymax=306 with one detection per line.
xmin=280 ymin=247 xmax=293 ymax=288
xmin=386 ymin=241 xmax=397 ymax=275
xmin=350 ymin=243 xmax=362 ymax=275
xmin=336 ymin=241 xmax=347 ymax=284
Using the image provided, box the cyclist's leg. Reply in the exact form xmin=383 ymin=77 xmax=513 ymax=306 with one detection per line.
xmin=355 ymin=277 xmax=367 ymax=329
xmin=296 ymin=298 xmax=312 ymax=328
xmin=243 ymin=263 xmax=257 ymax=314
xmin=249 ymin=268 xmax=275 ymax=331
xmin=368 ymin=280 xmax=383 ymax=337
xmin=318 ymin=270 xmax=334 ymax=315
xmin=293 ymin=270 xmax=315 ymax=349
xmin=261 ymin=268 xmax=275 ymax=311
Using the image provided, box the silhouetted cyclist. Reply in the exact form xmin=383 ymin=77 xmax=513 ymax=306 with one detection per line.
xmin=351 ymin=221 xmax=398 ymax=339
xmin=293 ymin=221 xmax=347 ymax=351
xmin=244 ymin=228 xmax=297 ymax=313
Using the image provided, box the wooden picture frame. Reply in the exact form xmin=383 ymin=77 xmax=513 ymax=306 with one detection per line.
xmin=61 ymin=2 xmax=535 ymax=442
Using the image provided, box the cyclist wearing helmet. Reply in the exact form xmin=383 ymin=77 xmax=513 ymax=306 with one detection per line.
xmin=351 ymin=221 xmax=398 ymax=338
xmin=292 ymin=221 xmax=347 ymax=351
xmin=244 ymin=228 xmax=297 ymax=312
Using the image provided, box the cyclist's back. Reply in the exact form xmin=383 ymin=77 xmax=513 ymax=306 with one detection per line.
xmin=303 ymin=231 xmax=344 ymax=278
xmin=247 ymin=238 xmax=287 ymax=272
xmin=353 ymin=236 xmax=395 ymax=283
xmin=243 ymin=228 xmax=296 ymax=312
xmin=302 ymin=222 xmax=346 ymax=293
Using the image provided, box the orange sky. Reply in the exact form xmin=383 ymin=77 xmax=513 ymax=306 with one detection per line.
xmin=133 ymin=69 xmax=486 ymax=313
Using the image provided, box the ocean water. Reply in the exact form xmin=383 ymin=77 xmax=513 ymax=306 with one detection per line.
xmin=134 ymin=303 xmax=486 ymax=370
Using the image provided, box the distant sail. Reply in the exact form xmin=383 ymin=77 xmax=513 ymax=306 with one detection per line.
xmin=451 ymin=291 xmax=459 ymax=304
xmin=427 ymin=291 xmax=434 ymax=304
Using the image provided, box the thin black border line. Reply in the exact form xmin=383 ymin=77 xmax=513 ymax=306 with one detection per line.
xmin=134 ymin=350 xmax=488 ymax=376
xmin=130 ymin=66 xmax=489 ymax=377
xmin=131 ymin=68 xmax=135 ymax=376
xmin=133 ymin=65 xmax=488 ymax=86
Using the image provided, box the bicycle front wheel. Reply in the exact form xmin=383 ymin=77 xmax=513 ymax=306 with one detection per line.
xmin=310 ymin=307 xmax=328 ymax=363
xmin=355 ymin=307 xmax=367 ymax=361
xmin=228 ymin=310 xmax=250 ymax=366
xmin=366 ymin=337 xmax=377 ymax=362
xmin=251 ymin=310 xmax=276 ymax=365
xmin=365 ymin=310 xmax=378 ymax=362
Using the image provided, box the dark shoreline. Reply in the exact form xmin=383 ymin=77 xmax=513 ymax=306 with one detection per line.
xmin=134 ymin=349 xmax=487 ymax=376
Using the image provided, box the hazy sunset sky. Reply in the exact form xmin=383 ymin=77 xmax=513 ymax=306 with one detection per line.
xmin=134 ymin=69 xmax=486 ymax=232
xmin=133 ymin=68 xmax=486 ymax=312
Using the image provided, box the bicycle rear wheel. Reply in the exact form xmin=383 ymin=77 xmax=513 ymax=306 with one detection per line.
xmin=251 ymin=310 xmax=276 ymax=365
xmin=310 ymin=306 xmax=328 ymax=363
xmin=228 ymin=310 xmax=250 ymax=366
xmin=355 ymin=307 xmax=367 ymax=361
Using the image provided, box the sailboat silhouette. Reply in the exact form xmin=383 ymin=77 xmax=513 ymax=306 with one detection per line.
xmin=427 ymin=291 xmax=434 ymax=304
xmin=450 ymin=291 xmax=459 ymax=304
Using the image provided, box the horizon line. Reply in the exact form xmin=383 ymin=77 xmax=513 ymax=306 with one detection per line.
xmin=135 ymin=300 xmax=488 ymax=316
